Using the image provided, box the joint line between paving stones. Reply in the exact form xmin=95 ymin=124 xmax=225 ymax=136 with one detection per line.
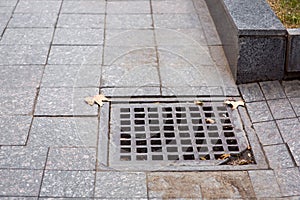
xmin=149 ymin=0 xmax=162 ymax=95
xmin=37 ymin=147 xmax=50 ymax=197
xmin=99 ymin=0 xmax=108 ymax=89
xmin=0 ymin=0 xmax=20 ymax=38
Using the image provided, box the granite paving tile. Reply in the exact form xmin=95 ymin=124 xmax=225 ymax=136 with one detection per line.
xmin=0 ymin=28 xmax=54 ymax=45
xmin=35 ymin=87 xmax=98 ymax=116
xmin=94 ymin=172 xmax=147 ymax=198
xmin=0 ymin=6 xmax=14 ymax=14
xmin=0 ymin=45 xmax=49 ymax=65
xmin=28 ymin=117 xmax=98 ymax=147
xmin=260 ymin=81 xmax=286 ymax=100
xmin=0 ymin=169 xmax=43 ymax=196
xmin=264 ymin=144 xmax=294 ymax=169
xmin=57 ymin=14 xmax=105 ymax=29
xmin=246 ymin=101 xmax=273 ymax=123
xmin=154 ymin=28 xmax=207 ymax=46
xmin=106 ymin=14 xmax=152 ymax=29
xmin=101 ymin=64 xmax=160 ymax=87
xmin=147 ymin=172 xmax=202 ymax=199
xmin=103 ymin=46 xmax=157 ymax=66
xmin=289 ymin=97 xmax=300 ymax=116
xmin=276 ymin=118 xmax=300 ymax=142
xmin=148 ymin=172 xmax=255 ymax=199
xmin=0 ymin=87 xmax=37 ymax=115
xmin=152 ymin=0 xmax=196 ymax=14
xmin=0 ymin=65 xmax=43 ymax=88
xmin=107 ymin=1 xmax=150 ymax=14
xmin=105 ymin=29 xmax=155 ymax=47
xmin=48 ymin=46 xmax=102 ymax=65
xmin=100 ymin=86 xmax=161 ymax=97
xmin=0 ymin=116 xmax=32 ymax=145
xmin=153 ymin=13 xmax=201 ymax=29
xmin=53 ymin=28 xmax=104 ymax=45
xmin=158 ymin=46 xmax=214 ymax=66
xmin=239 ymin=83 xmax=265 ymax=102
xmin=40 ymin=170 xmax=95 ymax=197
xmin=8 ymin=13 xmax=58 ymax=28
xmin=282 ymin=80 xmax=300 ymax=98
xmin=161 ymin=86 xmax=224 ymax=96
xmin=0 ymin=146 xmax=47 ymax=169
xmin=253 ymin=121 xmax=283 ymax=146
xmin=41 ymin=65 xmax=101 ymax=88
xmin=248 ymin=170 xmax=282 ymax=198
xmin=267 ymin=99 xmax=296 ymax=119
xmin=0 ymin=0 xmax=18 ymax=7
xmin=275 ymin=167 xmax=300 ymax=196
xmin=15 ymin=0 xmax=61 ymax=13
xmin=46 ymin=147 xmax=96 ymax=170
xmin=61 ymin=0 xmax=105 ymax=14
xmin=0 ymin=197 xmax=38 ymax=200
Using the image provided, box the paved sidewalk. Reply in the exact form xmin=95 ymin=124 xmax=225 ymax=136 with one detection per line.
xmin=0 ymin=0 xmax=299 ymax=199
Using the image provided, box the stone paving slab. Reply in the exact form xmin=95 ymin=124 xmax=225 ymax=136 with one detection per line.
xmin=153 ymin=13 xmax=201 ymax=29
xmin=263 ymin=144 xmax=295 ymax=169
xmin=152 ymin=0 xmax=196 ymax=14
xmin=28 ymin=117 xmax=98 ymax=147
xmin=8 ymin=13 xmax=58 ymax=28
xmin=267 ymin=98 xmax=296 ymax=120
xmin=57 ymin=14 xmax=105 ymax=29
xmin=0 ymin=146 xmax=47 ymax=170
xmin=46 ymin=147 xmax=96 ymax=170
xmin=41 ymin=65 xmax=101 ymax=88
xmin=253 ymin=121 xmax=283 ymax=146
xmin=275 ymin=167 xmax=300 ymax=197
xmin=40 ymin=170 xmax=95 ymax=197
xmin=0 ymin=116 xmax=32 ymax=145
xmin=15 ymin=0 xmax=62 ymax=14
xmin=106 ymin=14 xmax=152 ymax=29
xmin=245 ymin=101 xmax=273 ymax=123
xmin=61 ymin=1 xmax=105 ymax=14
xmin=107 ymin=1 xmax=151 ymax=14
xmin=94 ymin=172 xmax=147 ymax=198
xmin=0 ymin=169 xmax=43 ymax=196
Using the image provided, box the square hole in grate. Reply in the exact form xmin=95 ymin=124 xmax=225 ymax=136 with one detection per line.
xmin=108 ymin=102 xmax=251 ymax=168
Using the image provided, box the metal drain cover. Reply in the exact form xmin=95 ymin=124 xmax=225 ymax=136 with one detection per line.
xmin=101 ymin=100 xmax=251 ymax=170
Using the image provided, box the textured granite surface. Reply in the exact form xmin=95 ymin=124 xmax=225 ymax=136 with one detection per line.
xmin=287 ymin=28 xmax=300 ymax=72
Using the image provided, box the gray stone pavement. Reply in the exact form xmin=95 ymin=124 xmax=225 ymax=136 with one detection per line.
xmin=0 ymin=0 xmax=299 ymax=199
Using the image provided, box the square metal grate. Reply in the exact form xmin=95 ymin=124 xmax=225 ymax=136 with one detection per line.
xmin=108 ymin=102 xmax=249 ymax=168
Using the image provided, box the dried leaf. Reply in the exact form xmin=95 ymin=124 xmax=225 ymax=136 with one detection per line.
xmin=219 ymin=154 xmax=231 ymax=160
xmin=205 ymin=118 xmax=215 ymax=124
xmin=224 ymin=100 xmax=245 ymax=110
xmin=200 ymin=157 xmax=206 ymax=160
xmin=194 ymin=100 xmax=203 ymax=106
xmin=84 ymin=94 xmax=109 ymax=107
xmin=84 ymin=97 xmax=95 ymax=106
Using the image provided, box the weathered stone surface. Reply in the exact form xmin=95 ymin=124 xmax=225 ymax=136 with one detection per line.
xmin=28 ymin=117 xmax=98 ymax=147
xmin=0 ymin=65 xmax=43 ymax=88
xmin=0 ymin=116 xmax=32 ymax=145
xmin=0 ymin=146 xmax=47 ymax=169
xmin=267 ymin=99 xmax=296 ymax=119
xmin=53 ymin=28 xmax=104 ymax=45
xmin=35 ymin=87 xmax=98 ymax=116
xmin=152 ymin=0 xmax=196 ymax=14
xmin=161 ymin=86 xmax=224 ymax=96
xmin=0 ymin=169 xmax=43 ymax=196
xmin=15 ymin=0 xmax=61 ymax=13
xmin=282 ymin=80 xmax=300 ymax=98
xmin=40 ymin=170 xmax=95 ymax=197
xmin=264 ymin=144 xmax=294 ymax=169
xmin=246 ymin=101 xmax=273 ymax=123
xmin=8 ymin=13 xmax=58 ymax=28
xmin=153 ymin=13 xmax=201 ymax=29
xmin=95 ymin=172 xmax=147 ymax=198
xmin=41 ymin=65 xmax=101 ymax=88
xmin=275 ymin=168 xmax=300 ymax=196
xmin=260 ymin=81 xmax=286 ymax=100
xmin=0 ymin=87 xmax=37 ymax=115
xmin=276 ymin=118 xmax=300 ymax=142
xmin=48 ymin=46 xmax=102 ymax=65
xmin=148 ymin=172 xmax=255 ymax=199
xmin=253 ymin=121 xmax=283 ymax=146
xmin=249 ymin=170 xmax=282 ymax=198
xmin=46 ymin=147 xmax=96 ymax=170
xmin=61 ymin=0 xmax=105 ymax=14
xmin=0 ymin=28 xmax=54 ymax=45
xmin=106 ymin=14 xmax=152 ymax=29
xmin=290 ymin=97 xmax=300 ymax=116
xmin=57 ymin=14 xmax=105 ymax=29
xmin=287 ymin=28 xmax=300 ymax=72
xmin=107 ymin=1 xmax=150 ymax=14
xmin=239 ymin=83 xmax=265 ymax=102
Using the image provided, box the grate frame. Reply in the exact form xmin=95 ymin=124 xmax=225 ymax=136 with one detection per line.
xmin=108 ymin=101 xmax=249 ymax=168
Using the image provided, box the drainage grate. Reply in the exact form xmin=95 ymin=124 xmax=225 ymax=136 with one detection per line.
xmin=108 ymin=102 xmax=249 ymax=168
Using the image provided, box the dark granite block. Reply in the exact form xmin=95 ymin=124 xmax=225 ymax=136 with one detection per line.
xmin=237 ymin=36 xmax=285 ymax=83
xmin=287 ymin=29 xmax=300 ymax=72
